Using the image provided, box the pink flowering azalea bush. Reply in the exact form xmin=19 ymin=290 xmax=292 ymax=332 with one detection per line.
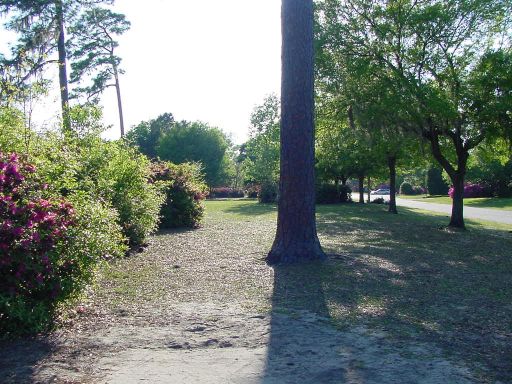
xmin=448 ymin=183 xmax=491 ymax=198
xmin=0 ymin=153 xmax=125 ymax=334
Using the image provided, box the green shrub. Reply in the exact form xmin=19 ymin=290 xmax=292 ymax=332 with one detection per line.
xmin=150 ymin=161 xmax=208 ymax=228
xmin=316 ymin=183 xmax=340 ymax=204
xmin=427 ymin=167 xmax=449 ymax=195
xmin=97 ymin=143 xmax=164 ymax=245
xmin=258 ymin=182 xmax=278 ymax=203
xmin=400 ymin=182 xmax=414 ymax=195
xmin=0 ymin=154 xmax=126 ymax=335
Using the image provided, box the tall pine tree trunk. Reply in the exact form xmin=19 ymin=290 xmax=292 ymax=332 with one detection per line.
xmin=388 ymin=155 xmax=398 ymax=214
xmin=267 ymin=0 xmax=325 ymax=264
xmin=55 ymin=0 xmax=70 ymax=132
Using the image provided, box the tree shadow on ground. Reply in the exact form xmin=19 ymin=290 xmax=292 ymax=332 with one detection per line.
xmin=0 ymin=337 xmax=56 ymax=383
xmin=222 ymin=201 xmax=278 ymax=217
xmin=261 ymin=203 xmax=512 ymax=383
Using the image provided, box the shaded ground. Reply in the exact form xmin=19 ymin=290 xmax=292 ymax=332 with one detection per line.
xmin=1 ymin=200 xmax=511 ymax=383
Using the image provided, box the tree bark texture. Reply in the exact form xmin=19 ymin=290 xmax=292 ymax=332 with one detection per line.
xmin=55 ymin=0 xmax=70 ymax=132
xmin=388 ymin=155 xmax=398 ymax=214
xmin=267 ymin=0 xmax=325 ymax=264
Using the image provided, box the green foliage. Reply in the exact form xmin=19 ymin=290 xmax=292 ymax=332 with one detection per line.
xmin=316 ymin=183 xmax=352 ymax=204
xmin=399 ymin=182 xmax=414 ymax=195
xmin=0 ymin=153 xmax=126 ymax=335
xmin=316 ymin=183 xmax=340 ymax=204
xmin=258 ymin=182 xmax=278 ymax=204
xmin=157 ymin=120 xmax=232 ymax=187
xmin=1 ymin=105 xmax=165 ymax=246
xmin=125 ymin=113 xmax=174 ymax=159
xmin=150 ymin=161 xmax=208 ymax=229
xmin=242 ymin=95 xmax=280 ymax=187
xmin=67 ymin=7 xmax=130 ymax=102
xmin=426 ymin=167 xmax=449 ymax=195
xmin=97 ymin=143 xmax=164 ymax=245
xmin=0 ymin=107 xmax=30 ymax=153
xmin=400 ymin=181 xmax=424 ymax=195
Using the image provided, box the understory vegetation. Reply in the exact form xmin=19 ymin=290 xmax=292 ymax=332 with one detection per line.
xmin=0 ymin=106 xmax=208 ymax=335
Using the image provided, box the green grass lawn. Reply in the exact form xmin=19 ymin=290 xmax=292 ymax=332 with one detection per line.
xmin=399 ymin=194 xmax=512 ymax=210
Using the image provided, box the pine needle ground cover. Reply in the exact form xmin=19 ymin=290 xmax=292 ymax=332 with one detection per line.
xmin=1 ymin=199 xmax=510 ymax=383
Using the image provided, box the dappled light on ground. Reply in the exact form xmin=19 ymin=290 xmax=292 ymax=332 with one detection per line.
xmin=0 ymin=200 xmax=510 ymax=383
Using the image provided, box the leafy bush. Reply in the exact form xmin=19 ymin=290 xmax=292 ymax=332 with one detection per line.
xmin=97 ymin=143 xmax=164 ymax=245
xmin=150 ymin=161 xmax=208 ymax=228
xmin=467 ymin=159 xmax=512 ymax=198
xmin=400 ymin=182 xmax=424 ymax=195
xmin=0 ymin=154 xmax=126 ymax=335
xmin=399 ymin=182 xmax=414 ymax=195
xmin=316 ymin=183 xmax=340 ymax=204
xmin=31 ymin=132 xmax=164 ymax=246
xmin=448 ymin=183 xmax=492 ymax=198
xmin=258 ymin=182 xmax=278 ymax=203
xmin=371 ymin=197 xmax=385 ymax=204
xmin=210 ymin=187 xmax=244 ymax=198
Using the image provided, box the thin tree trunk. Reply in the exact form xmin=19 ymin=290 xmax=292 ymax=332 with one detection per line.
xmin=358 ymin=175 xmax=364 ymax=204
xmin=55 ymin=0 xmax=70 ymax=132
xmin=367 ymin=176 xmax=371 ymax=203
xmin=388 ymin=155 xmax=398 ymax=214
xmin=267 ymin=0 xmax=325 ymax=264
xmin=113 ymin=67 xmax=125 ymax=137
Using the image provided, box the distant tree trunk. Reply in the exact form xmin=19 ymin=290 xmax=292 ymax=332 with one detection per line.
xmin=358 ymin=175 xmax=364 ymax=204
xmin=267 ymin=0 xmax=325 ymax=264
xmin=427 ymin=124 xmax=468 ymax=229
xmin=340 ymin=175 xmax=347 ymax=186
xmin=113 ymin=66 xmax=125 ymax=137
xmin=55 ymin=0 xmax=70 ymax=132
xmin=367 ymin=176 xmax=371 ymax=203
xmin=388 ymin=155 xmax=398 ymax=214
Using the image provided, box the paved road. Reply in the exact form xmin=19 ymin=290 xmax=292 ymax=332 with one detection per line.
xmin=395 ymin=197 xmax=512 ymax=226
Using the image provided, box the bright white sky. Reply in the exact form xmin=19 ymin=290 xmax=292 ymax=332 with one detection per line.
xmin=0 ymin=0 xmax=282 ymax=144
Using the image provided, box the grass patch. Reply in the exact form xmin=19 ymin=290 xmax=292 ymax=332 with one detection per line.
xmin=399 ymin=195 xmax=512 ymax=210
